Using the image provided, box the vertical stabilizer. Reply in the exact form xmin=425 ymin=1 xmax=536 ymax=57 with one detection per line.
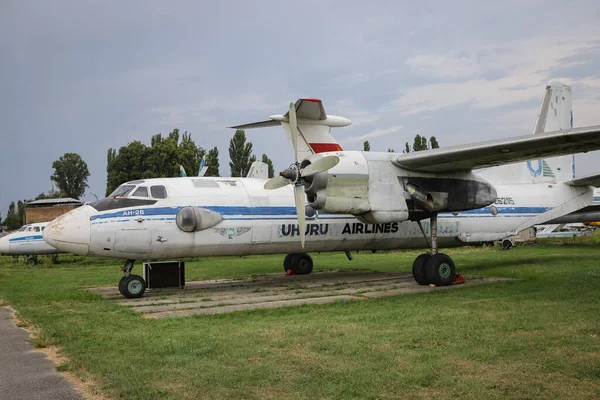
xmin=479 ymin=80 xmax=574 ymax=184
xmin=533 ymin=80 xmax=574 ymax=180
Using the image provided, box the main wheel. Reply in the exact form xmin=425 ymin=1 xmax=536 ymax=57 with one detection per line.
xmin=26 ymin=257 xmax=37 ymax=266
xmin=502 ymin=239 xmax=513 ymax=250
xmin=425 ymin=253 xmax=455 ymax=286
xmin=289 ymin=253 xmax=313 ymax=275
xmin=120 ymin=275 xmax=146 ymax=298
xmin=412 ymin=253 xmax=431 ymax=285
xmin=283 ymin=254 xmax=294 ymax=272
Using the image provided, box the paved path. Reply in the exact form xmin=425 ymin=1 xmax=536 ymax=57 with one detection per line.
xmin=89 ymin=271 xmax=512 ymax=318
xmin=0 ymin=307 xmax=83 ymax=400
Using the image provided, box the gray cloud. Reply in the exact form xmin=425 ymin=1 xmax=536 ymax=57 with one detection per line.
xmin=1 ymin=1 xmax=600 ymax=214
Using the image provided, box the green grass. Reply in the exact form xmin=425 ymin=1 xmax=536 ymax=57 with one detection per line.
xmin=1 ymin=238 xmax=600 ymax=399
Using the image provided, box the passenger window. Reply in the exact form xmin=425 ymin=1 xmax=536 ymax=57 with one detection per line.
xmin=34 ymin=227 xmax=40 ymax=232
xmin=132 ymin=186 xmax=149 ymax=197
xmin=150 ymin=185 xmax=167 ymax=199
xmin=27 ymin=227 xmax=33 ymax=232
xmin=41 ymin=226 xmax=45 ymax=231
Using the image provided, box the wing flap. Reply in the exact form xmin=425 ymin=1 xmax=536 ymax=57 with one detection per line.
xmin=393 ymin=125 xmax=600 ymax=173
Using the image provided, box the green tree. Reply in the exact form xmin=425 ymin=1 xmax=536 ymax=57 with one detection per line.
xmin=105 ymin=129 xmax=208 ymax=194
xmin=403 ymin=142 xmax=411 ymax=153
xmin=261 ymin=154 xmax=275 ymax=178
xmin=430 ymin=136 xmax=440 ymax=149
xmin=388 ymin=148 xmax=395 ymax=152
xmin=51 ymin=153 xmax=90 ymax=199
xmin=229 ymin=129 xmax=255 ymax=177
xmin=3 ymin=201 xmax=21 ymax=230
xmin=363 ymin=141 xmax=370 ymax=151
xmin=412 ymin=134 xmax=428 ymax=152
xmin=205 ymin=147 xmax=220 ymax=177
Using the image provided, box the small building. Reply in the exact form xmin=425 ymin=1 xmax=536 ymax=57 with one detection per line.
xmin=25 ymin=198 xmax=83 ymax=224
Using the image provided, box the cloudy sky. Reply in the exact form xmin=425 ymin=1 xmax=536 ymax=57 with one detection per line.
xmin=1 ymin=0 xmax=599 ymax=215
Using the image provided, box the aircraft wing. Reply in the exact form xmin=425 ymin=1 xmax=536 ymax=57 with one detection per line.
xmin=565 ymin=173 xmax=600 ymax=187
xmin=393 ymin=125 xmax=600 ymax=173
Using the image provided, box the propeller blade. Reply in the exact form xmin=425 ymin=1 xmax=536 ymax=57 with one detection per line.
xmin=289 ymin=103 xmax=299 ymax=163
xmin=264 ymin=175 xmax=290 ymax=190
xmin=301 ymin=155 xmax=340 ymax=177
xmin=294 ymin=185 xmax=306 ymax=248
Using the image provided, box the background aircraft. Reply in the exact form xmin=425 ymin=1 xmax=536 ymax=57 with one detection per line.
xmin=0 ymin=222 xmax=61 ymax=265
xmin=43 ymin=91 xmax=600 ymax=298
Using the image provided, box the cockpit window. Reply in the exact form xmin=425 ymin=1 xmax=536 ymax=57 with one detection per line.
xmin=34 ymin=226 xmax=40 ymax=232
xmin=150 ymin=185 xmax=167 ymax=199
xmin=19 ymin=226 xmax=28 ymax=232
xmin=132 ymin=186 xmax=149 ymax=197
xmin=109 ymin=185 xmax=136 ymax=198
xmin=27 ymin=227 xmax=33 ymax=232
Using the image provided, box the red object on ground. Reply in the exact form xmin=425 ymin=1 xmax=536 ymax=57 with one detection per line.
xmin=453 ymin=274 xmax=466 ymax=284
xmin=285 ymin=269 xmax=294 ymax=276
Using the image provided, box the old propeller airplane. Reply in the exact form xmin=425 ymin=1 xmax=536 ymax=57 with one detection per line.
xmin=43 ymin=88 xmax=600 ymax=299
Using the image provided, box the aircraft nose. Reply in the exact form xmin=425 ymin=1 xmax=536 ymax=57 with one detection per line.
xmin=43 ymin=205 xmax=93 ymax=255
xmin=0 ymin=235 xmax=8 ymax=255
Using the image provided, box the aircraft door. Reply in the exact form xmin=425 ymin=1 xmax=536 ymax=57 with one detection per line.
xmin=115 ymin=229 xmax=152 ymax=253
xmin=250 ymin=196 xmax=272 ymax=243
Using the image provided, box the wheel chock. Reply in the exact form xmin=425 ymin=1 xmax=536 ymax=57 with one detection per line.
xmin=453 ymin=274 xmax=466 ymax=284
xmin=285 ymin=269 xmax=295 ymax=276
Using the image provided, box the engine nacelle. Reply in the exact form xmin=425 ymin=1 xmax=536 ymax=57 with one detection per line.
xmin=302 ymin=152 xmax=371 ymax=215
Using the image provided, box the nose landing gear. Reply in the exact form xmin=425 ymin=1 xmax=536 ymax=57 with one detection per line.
xmin=412 ymin=214 xmax=457 ymax=286
xmin=118 ymin=259 xmax=146 ymax=298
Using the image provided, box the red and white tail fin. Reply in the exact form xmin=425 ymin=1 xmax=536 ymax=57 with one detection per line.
xmin=231 ymin=98 xmax=350 ymax=161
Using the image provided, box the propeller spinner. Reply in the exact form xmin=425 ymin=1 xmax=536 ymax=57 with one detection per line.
xmin=263 ymin=103 xmax=340 ymax=248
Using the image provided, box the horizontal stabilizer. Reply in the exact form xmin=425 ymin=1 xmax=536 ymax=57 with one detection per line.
xmin=230 ymin=119 xmax=280 ymax=130
xmin=394 ymin=125 xmax=600 ymax=173
xmin=565 ymin=173 xmax=600 ymax=187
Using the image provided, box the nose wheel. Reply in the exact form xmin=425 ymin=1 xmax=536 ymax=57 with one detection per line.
xmin=118 ymin=260 xmax=146 ymax=298
xmin=412 ymin=214 xmax=456 ymax=286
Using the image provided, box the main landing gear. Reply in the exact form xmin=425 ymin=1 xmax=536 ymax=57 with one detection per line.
xmin=412 ymin=213 xmax=456 ymax=286
xmin=283 ymin=253 xmax=313 ymax=275
xmin=118 ymin=259 xmax=146 ymax=299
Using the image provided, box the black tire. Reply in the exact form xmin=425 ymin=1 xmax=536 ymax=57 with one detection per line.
xmin=425 ymin=253 xmax=455 ymax=286
xmin=283 ymin=254 xmax=294 ymax=272
xmin=118 ymin=276 xmax=128 ymax=297
xmin=289 ymin=253 xmax=313 ymax=275
xmin=120 ymin=275 xmax=146 ymax=298
xmin=412 ymin=253 xmax=431 ymax=285
xmin=26 ymin=257 xmax=37 ymax=266
xmin=502 ymin=239 xmax=513 ymax=250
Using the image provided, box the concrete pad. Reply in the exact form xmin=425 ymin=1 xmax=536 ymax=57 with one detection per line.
xmin=0 ymin=307 xmax=83 ymax=400
xmin=88 ymin=271 xmax=513 ymax=318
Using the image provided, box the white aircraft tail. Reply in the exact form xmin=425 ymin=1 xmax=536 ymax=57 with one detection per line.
xmin=246 ymin=161 xmax=269 ymax=179
xmin=479 ymin=80 xmax=575 ymax=184
xmin=231 ymin=98 xmax=351 ymax=161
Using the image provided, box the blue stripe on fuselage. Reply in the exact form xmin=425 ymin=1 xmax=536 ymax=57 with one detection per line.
xmin=9 ymin=235 xmax=44 ymax=243
xmin=89 ymin=205 xmax=552 ymax=222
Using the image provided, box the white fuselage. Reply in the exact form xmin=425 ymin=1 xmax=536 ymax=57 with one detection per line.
xmin=0 ymin=222 xmax=60 ymax=256
xmin=43 ymin=174 xmax=593 ymax=260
